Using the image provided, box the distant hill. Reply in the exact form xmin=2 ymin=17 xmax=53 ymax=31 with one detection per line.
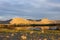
xmin=27 ymin=19 xmax=41 ymax=21
xmin=0 ymin=19 xmax=12 ymax=24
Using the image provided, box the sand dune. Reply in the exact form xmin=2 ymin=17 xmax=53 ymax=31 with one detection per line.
xmin=10 ymin=17 xmax=30 ymax=24
xmin=10 ymin=18 xmax=55 ymax=24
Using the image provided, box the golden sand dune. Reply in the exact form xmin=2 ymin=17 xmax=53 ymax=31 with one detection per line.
xmin=10 ymin=17 xmax=30 ymax=24
xmin=40 ymin=18 xmax=55 ymax=24
xmin=10 ymin=18 xmax=55 ymax=24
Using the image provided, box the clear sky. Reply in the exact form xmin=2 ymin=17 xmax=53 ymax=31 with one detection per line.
xmin=0 ymin=0 xmax=60 ymax=20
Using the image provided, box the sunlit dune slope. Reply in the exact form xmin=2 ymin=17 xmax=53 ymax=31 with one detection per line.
xmin=40 ymin=18 xmax=55 ymax=24
xmin=10 ymin=18 xmax=30 ymax=24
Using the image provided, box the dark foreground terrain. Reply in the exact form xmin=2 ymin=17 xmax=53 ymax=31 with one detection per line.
xmin=0 ymin=30 xmax=60 ymax=40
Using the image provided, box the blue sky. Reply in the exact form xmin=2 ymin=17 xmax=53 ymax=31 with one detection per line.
xmin=0 ymin=0 xmax=60 ymax=20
